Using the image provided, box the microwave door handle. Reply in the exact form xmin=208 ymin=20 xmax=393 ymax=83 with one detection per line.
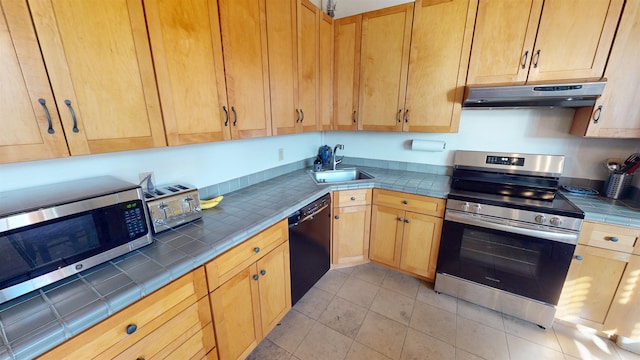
xmin=445 ymin=211 xmax=578 ymax=245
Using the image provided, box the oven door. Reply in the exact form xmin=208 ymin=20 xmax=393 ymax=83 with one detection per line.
xmin=437 ymin=210 xmax=577 ymax=305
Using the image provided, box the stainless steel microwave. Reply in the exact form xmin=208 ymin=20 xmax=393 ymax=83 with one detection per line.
xmin=0 ymin=176 xmax=153 ymax=305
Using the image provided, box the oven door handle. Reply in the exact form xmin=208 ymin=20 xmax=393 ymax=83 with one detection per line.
xmin=445 ymin=211 xmax=579 ymax=245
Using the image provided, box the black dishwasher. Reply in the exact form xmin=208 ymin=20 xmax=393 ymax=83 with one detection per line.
xmin=288 ymin=193 xmax=331 ymax=305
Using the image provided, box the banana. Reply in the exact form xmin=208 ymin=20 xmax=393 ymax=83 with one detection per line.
xmin=199 ymin=195 xmax=224 ymax=209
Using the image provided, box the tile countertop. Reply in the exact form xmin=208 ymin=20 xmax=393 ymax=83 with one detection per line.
xmin=0 ymin=166 xmax=450 ymax=360
xmin=1 ymin=165 xmax=639 ymax=360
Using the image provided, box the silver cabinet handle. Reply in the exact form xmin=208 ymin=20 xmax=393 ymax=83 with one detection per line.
xmin=521 ymin=50 xmax=529 ymax=69
xmin=300 ymin=109 xmax=304 ymax=122
xmin=533 ymin=49 xmax=541 ymax=68
xmin=593 ymin=105 xmax=603 ymax=124
xmin=223 ymin=106 xmax=229 ymax=126
xmin=232 ymin=106 xmax=237 ymax=126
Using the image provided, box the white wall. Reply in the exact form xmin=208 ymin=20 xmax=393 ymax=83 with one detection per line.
xmin=314 ymin=0 xmax=412 ymax=18
xmin=0 ymin=132 xmax=322 ymax=192
xmin=324 ymin=109 xmax=640 ymax=180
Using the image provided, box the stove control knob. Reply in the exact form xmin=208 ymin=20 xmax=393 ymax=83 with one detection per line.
xmin=472 ymin=204 xmax=481 ymax=213
xmin=534 ymin=215 xmax=546 ymax=224
xmin=550 ymin=217 xmax=562 ymax=226
xmin=461 ymin=202 xmax=470 ymax=211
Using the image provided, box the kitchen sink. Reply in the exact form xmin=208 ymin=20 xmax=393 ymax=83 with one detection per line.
xmin=308 ymin=168 xmax=374 ymax=184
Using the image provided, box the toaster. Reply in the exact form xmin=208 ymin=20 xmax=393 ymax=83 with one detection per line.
xmin=143 ymin=183 xmax=202 ymax=233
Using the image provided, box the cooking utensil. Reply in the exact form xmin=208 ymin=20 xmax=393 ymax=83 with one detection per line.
xmin=605 ymin=158 xmax=623 ymax=173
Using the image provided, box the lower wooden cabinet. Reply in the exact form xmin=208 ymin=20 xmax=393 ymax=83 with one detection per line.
xmin=369 ymin=189 xmax=444 ymax=280
xmin=207 ymin=220 xmax=291 ymax=360
xmin=37 ymin=267 xmax=213 ymax=360
xmin=557 ymin=220 xmax=640 ymax=339
xmin=332 ymin=189 xmax=372 ymax=267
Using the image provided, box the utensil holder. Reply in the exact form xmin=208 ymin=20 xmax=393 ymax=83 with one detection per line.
xmin=605 ymin=173 xmax=633 ymax=199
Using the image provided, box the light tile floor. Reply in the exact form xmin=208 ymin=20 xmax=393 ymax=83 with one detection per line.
xmin=248 ymin=263 xmax=640 ymax=360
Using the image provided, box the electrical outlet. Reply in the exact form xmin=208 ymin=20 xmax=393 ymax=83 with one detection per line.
xmin=278 ymin=148 xmax=284 ymax=161
xmin=139 ymin=172 xmax=155 ymax=188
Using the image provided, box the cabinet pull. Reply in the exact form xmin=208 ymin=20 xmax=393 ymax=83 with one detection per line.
xmin=136 ymin=358 xmax=145 ymax=360
xmin=403 ymin=200 xmax=408 ymax=205
xmin=405 ymin=219 xmax=410 ymax=223
xmin=253 ymin=274 xmax=259 ymax=281
xmin=532 ymin=49 xmax=541 ymax=68
xmin=575 ymin=255 xmax=583 ymax=261
xmin=254 ymin=247 xmax=260 ymax=253
xmin=352 ymin=110 xmax=357 ymax=124
xmin=404 ymin=109 xmax=409 ymax=123
xmin=232 ymin=106 xmax=237 ymax=126
xmin=397 ymin=109 xmax=402 ymax=123
xmin=350 ymin=196 xmax=356 ymax=201
xmin=335 ymin=215 xmax=340 ymax=219
xmin=521 ymin=50 xmax=529 ymax=69
xmin=38 ymin=98 xmax=55 ymax=134
xmin=260 ymin=269 xmax=267 ymax=276
xmin=398 ymin=217 xmax=404 ymax=222
xmin=296 ymin=109 xmax=301 ymax=123
xmin=609 ymin=236 xmax=619 ymax=242
xmin=300 ymin=109 xmax=304 ymax=122
xmin=64 ymin=100 xmax=79 ymax=133
xmin=223 ymin=106 xmax=229 ymax=126
xmin=126 ymin=324 xmax=137 ymax=335
xmin=593 ymin=105 xmax=603 ymax=124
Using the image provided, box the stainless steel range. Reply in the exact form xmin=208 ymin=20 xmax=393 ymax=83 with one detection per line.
xmin=435 ymin=151 xmax=584 ymax=329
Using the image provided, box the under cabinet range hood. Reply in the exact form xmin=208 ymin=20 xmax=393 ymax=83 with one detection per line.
xmin=462 ymin=80 xmax=606 ymax=109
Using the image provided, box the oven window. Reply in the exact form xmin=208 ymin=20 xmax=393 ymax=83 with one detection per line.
xmin=438 ymin=220 xmax=575 ymax=305
xmin=0 ymin=215 xmax=100 ymax=285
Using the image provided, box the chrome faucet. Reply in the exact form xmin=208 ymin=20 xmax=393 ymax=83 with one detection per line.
xmin=332 ymin=144 xmax=344 ymax=170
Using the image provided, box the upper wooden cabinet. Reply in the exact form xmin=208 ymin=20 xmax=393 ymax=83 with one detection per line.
xmin=266 ymin=0 xmax=298 ymax=136
xmin=403 ymin=0 xmax=477 ymax=133
xmin=337 ymin=0 xmax=477 ymax=133
xmin=467 ymin=0 xmax=624 ymax=85
xmin=333 ymin=15 xmax=361 ymax=131
xmin=0 ymin=0 xmax=69 ymax=163
xmin=218 ymin=0 xmax=272 ymax=139
xmin=298 ymin=0 xmax=322 ymax=133
xmin=145 ymin=0 xmax=230 ymax=146
xmin=358 ymin=4 xmax=413 ymax=132
xmin=29 ymin=0 xmax=166 ymax=155
xmin=319 ymin=13 xmax=334 ymax=131
xmin=571 ymin=0 xmax=640 ymax=138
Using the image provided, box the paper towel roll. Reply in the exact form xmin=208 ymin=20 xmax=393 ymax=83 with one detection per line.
xmin=411 ymin=139 xmax=446 ymax=152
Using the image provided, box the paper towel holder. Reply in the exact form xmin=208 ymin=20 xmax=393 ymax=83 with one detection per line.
xmin=410 ymin=139 xmax=446 ymax=152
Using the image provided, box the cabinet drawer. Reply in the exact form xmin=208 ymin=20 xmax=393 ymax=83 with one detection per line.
xmin=372 ymin=189 xmax=445 ymax=217
xmin=206 ymin=219 xmax=288 ymax=290
xmin=38 ymin=267 xmax=208 ymax=360
xmin=114 ymin=297 xmax=214 ymax=359
xmin=333 ymin=189 xmax=372 ymax=207
xmin=579 ymin=221 xmax=639 ymax=254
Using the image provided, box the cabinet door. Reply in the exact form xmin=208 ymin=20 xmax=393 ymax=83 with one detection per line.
xmin=29 ymin=0 xmax=166 ymax=155
xmin=358 ymin=4 xmax=413 ymax=132
xmin=256 ymin=242 xmax=291 ymax=336
xmin=299 ymin=0 xmax=320 ymax=133
xmin=267 ymin=0 xmax=298 ymax=136
xmin=0 ymin=0 xmax=69 ymax=163
xmin=527 ymin=0 xmax=623 ymax=82
xmin=333 ymin=15 xmax=360 ymax=131
xmin=218 ymin=0 xmax=272 ymax=139
xmin=332 ymin=205 xmax=371 ymax=266
xmin=319 ymin=13 xmax=334 ymax=131
xmin=403 ymin=0 xmax=476 ymax=133
xmin=369 ymin=205 xmax=404 ymax=268
xmin=399 ymin=211 xmax=443 ymax=279
xmin=466 ymin=0 xmax=541 ymax=85
xmin=145 ymin=0 xmax=230 ymax=146
xmin=210 ymin=266 xmax=262 ymax=360
xmin=603 ymin=254 xmax=640 ymax=339
xmin=570 ymin=0 xmax=640 ymax=138
xmin=556 ymin=245 xmax=630 ymax=329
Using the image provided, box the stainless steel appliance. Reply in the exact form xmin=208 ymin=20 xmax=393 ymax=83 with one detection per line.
xmin=143 ymin=183 xmax=202 ymax=233
xmin=0 ymin=176 xmax=152 ymax=305
xmin=463 ymin=80 xmax=606 ymax=108
xmin=288 ymin=194 xmax=331 ymax=305
xmin=435 ymin=151 xmax=584 ymax=329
